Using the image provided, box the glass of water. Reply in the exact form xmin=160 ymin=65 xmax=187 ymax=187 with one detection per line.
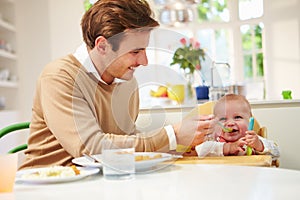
xmin=101 ymin=137 xmax=135 ymax=180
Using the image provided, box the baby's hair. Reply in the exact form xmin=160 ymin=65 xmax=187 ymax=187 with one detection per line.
xmin=214 ymin=94 xmax=252 ymax=116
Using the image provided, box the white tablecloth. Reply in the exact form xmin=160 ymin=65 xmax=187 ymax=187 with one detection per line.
xmin=2 ymin=164 xmax=300 ymax=200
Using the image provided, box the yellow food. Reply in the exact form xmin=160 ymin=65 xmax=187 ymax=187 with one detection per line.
xmin=71 ymin=165 xmax=80 ymax=175
xmin=135 ymin=154 xmax=162 ymax=161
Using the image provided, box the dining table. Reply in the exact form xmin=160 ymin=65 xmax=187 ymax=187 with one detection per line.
xmin=1 ymin=155 xmax=299 ymax=200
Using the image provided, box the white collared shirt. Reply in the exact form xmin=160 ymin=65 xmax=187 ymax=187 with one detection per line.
xmin=73 ymin=43 xmax=177 ymax=150
xmin=73 ymin=43 xmax=126 ymax=84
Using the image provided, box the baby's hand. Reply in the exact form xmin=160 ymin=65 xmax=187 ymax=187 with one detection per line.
xmin=223 ymin=139 xmax=247 ymax=155
xmin=244 ymin=130 xmax=264 ymax=152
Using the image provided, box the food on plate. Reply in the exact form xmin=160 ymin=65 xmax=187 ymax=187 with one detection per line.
xmin=71 ymin=165 xmax=81 ymax=175
xmin=135 ymin=153 xmax=162 ymax=161
xmin=21 ymin=165 xmax=80 ymax=179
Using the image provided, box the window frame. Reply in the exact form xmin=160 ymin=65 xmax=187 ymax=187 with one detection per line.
xmin=158 ymin=0 xmax=266 ymax=99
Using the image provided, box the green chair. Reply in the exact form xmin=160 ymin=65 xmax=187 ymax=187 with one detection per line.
xmin=0 ymin=122 xmax=30 ymax=153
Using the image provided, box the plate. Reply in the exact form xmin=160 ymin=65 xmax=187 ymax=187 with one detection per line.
xmin=72 ymin=156 xmax=102 ymax=168
xmin=16 ymin=167 xmax=100 ymax=184
xmin=72 ymin=152 xmax=174 ymax=171
xmin=133 ymin=152 xmax=174 ymax=171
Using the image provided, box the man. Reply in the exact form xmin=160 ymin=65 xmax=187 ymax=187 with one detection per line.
xmin=19 ymin=0 xmax=214 ymax=169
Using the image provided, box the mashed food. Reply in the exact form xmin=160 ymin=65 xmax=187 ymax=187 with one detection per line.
xmin=22 ymin=165 xmax=80 ymax=179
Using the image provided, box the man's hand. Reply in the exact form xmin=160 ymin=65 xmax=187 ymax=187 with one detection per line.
xmin=173 ymin=114 xmax=216 ymax=148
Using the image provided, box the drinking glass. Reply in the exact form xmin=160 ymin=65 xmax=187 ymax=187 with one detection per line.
xmin=101 ymin=137 xmax=135 ymax=180
xmin=167 ymin=84 xmax=185 ymax=104
xmin=0 ymin=153 xmax=18 ymax=193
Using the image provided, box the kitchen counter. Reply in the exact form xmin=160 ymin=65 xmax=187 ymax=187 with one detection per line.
xmin=139 ymin=99 xmax=300 ymax=112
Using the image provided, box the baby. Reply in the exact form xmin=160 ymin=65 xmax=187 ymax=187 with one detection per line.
xmin=195 ymin=94 xmax=280 ymax=158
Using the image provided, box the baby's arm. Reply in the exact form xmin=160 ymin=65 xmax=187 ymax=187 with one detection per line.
xmin=195 ymin=141 xmax=224 ymax=157
xmin=223 ymin=139 xmax=247 ymax=156
xmin=245 ymin=130 xmax=280 ymax=158
xmin=256 ymin=136 xmax=280 ymax=158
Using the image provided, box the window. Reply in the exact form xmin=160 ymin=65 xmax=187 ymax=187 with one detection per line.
xmin=197 ymin=0 xmax=229 ymax=22
xmin=179 ymin=0 xmax=265 ymax=99
xmin=149 ymin=0 xmax=267 ymax=100
xmin=241 ymin=23 xmax=264 ymax=79
xmin=239 ymin=0 xmax=263 ymax=20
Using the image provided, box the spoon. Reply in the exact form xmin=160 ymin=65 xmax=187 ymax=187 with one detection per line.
xmin=217 ymin=122 xmax=233 ymax=133
xmin=246 ymin=117 xmax=254 ymax=155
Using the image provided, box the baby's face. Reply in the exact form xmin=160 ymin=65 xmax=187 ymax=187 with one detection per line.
xmin=214 ymin=100 xmax=251 ymax=142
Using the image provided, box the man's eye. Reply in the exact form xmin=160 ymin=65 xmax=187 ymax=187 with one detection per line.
xmin=130 ymin=50 xmax=141 ymax=54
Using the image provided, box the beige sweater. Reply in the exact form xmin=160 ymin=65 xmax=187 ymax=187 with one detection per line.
xmin=19 ymin=55 xmax=169 ymax=169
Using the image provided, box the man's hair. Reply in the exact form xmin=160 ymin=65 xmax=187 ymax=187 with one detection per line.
xmin=214 ymin=94 xmax=252 ymax=116
xmin=81 ymin=0 xmax=159 ymax=51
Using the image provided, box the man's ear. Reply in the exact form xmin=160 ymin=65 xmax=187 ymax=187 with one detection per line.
xmin=95 ymin=36 xmax=108 ymax=53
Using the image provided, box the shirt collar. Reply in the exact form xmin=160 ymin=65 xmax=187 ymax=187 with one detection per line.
xmin=73 ymin=43 xmax=126 ymax=84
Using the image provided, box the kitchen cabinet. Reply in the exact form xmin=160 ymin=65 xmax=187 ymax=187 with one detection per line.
xmin=0 ymin=0 xmax=18 ymax=112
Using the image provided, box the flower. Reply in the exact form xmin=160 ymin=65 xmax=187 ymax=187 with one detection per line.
xmin=170 ymin=37 xmax=205 ymax=74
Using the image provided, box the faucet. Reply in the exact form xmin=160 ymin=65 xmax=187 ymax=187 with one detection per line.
xmin=210 ymin=61 xmax=231 ymax=88
xmin=209 ymin=61 xmax=231 ymax=100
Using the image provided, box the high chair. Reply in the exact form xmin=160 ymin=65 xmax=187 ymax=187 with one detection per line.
xmin=178 ymin=101 xmax=280 ymax=167
xmin=253 ymin=119 xmax=280 ymax=167
xmin=0 ymin=122 xmax=30 ymax=153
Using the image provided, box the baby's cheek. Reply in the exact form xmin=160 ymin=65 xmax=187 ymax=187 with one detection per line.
xmin=240 ymin=127 xmax=248 ymax=136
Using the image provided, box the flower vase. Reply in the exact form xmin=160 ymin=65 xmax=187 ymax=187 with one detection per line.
xmin=183 ymin=72 xmax=197 ymax=105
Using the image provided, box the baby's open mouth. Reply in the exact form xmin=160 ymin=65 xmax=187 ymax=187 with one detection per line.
xmin=223 ymin=128 xmax=238 ymax=133
xmin=222 ymin=127 xmax=232 ymax=132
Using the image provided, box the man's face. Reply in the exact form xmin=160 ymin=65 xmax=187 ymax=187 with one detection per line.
xmin=104 ymin=31 xmax=150 ymax=82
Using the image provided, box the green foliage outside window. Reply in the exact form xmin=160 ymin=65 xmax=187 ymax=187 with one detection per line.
xmin=196 ymin=0 xmax=265 ymax=80
xmin=241 ymin=24 xmax=264 ymax=78
xmin=256 ymin=53 xmax=264 ymax=76
xmin=84 ymin=0 xmax=93 ymax=11
xmin=244 ymin=55 xmax=252 ymax=77
xmin=255 ymin=25 xmax=263 ymax=49
xmin=197 ymin=0 xmax=228 ymax=22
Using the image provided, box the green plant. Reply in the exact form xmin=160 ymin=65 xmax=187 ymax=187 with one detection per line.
xmin=170 ymin=38 xmax=205 ymax=74
xmin=84 ymin=0 xmax=93 ymax=11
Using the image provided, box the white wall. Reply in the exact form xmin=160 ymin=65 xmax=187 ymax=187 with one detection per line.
xmin=15 ymin=0 xmax=84 ymax=120
xmin=15 ymin=0 xmax=51 ymax=121
xmin=252 ymin=105 xmax=300 ymax=170
xmin=48 ymin=0 xmax=83 ymax=60
xmin=264 ymin=0 xmax=300 ymax=99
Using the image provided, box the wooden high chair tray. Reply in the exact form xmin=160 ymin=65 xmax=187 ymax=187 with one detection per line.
xmin=171 ymin=155 xmax=272 ymax=167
